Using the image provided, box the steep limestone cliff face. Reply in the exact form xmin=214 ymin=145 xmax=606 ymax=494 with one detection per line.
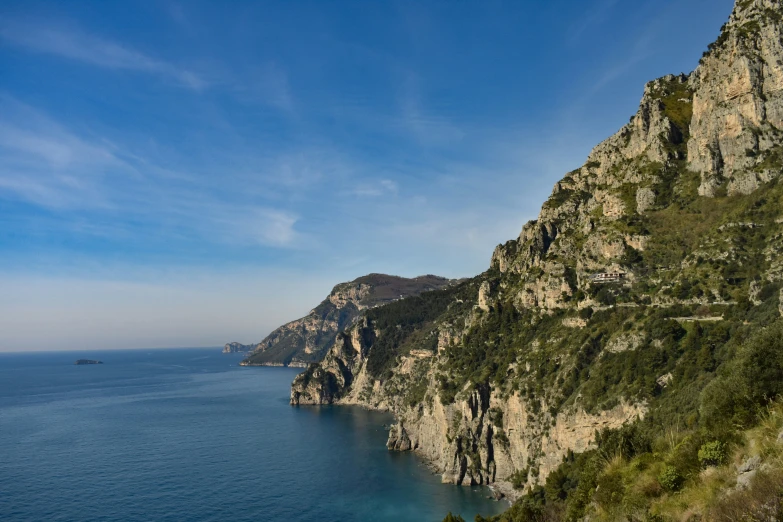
xmin=291 ymin=0 xmax=783 ymax=506
xmin=486 ymin=72 xmax=701 ymax=314
xmin=293 ymin=301 xmax=647 ymax=495
xmin=240 ymin=274 xmax=453 ymax=366
xmin=290 ymin=318 xmax=376 ymax=403
xmin=688 ymin=0 xmax=783 ymax=196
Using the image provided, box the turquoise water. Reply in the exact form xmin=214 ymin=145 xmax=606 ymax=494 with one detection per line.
xmin=0 ymin=348 xmax=505 ymax=521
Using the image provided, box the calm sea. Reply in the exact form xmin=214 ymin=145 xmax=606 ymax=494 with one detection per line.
xmin=0 ymin=348 xmax=504 ymax=522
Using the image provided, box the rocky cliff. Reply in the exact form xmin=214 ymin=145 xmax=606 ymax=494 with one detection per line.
xmin=223 ymin=342 xmax=254 ymax=354
xmin=291 ymin=1 xmax=783 ymax=518
xmin=239 ymin=274 xmax=454 ymax=367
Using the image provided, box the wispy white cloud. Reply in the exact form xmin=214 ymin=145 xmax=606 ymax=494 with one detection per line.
xmin=251 ymin=208 xmax=299 ymax=246
xmin=0 ymin=96 xmax=305 ymax=247
xmin=398 ymin=72 xmax=464 ymax=147
xmin=0 ymin=96 xmax=119 ymax=168
xmin=561 ymin=3 xmax=666 ymax=117
xmin=212 ymin=207 xmax=301 ymax=247
xmin=319 ymin=69 xmax=465 ymax=149
xmin=345 ymin=178 xmax=398 ymax=197
xmin=0 ymin=97 xmax=123 ymax=208
xmin=567 ymin=0 xmax=620 ymax=45
xmin=0 ymin=19 xmax=206 ymax=89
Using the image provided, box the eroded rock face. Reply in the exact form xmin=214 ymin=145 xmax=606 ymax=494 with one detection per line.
xmin=387 ymin=423 xmax=412 ymax=451
xmin=292 ymin=329 xmax=646 ymax=495
xmin=586 ymin=74 xmax=690 ymax=178
xmin=290 ymin=319 xmax=375 ymax=405
xmin=477 ymin=281 xmax=493 ymax=312
xmin=604 ymin=332 xmax=646 ymax=354
xmin=636 ymin=187 xmax=656 ymax=213
xmin=486 ymin=73 xmax=699 ymax=311
xmin=688 ymin=0 xmax=783 ymax=196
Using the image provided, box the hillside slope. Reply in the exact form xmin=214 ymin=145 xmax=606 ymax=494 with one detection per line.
xmin=239 ymin=274 xmax=454 ymax=367
xmin=292 ymin=1 xmax=783 ymax=519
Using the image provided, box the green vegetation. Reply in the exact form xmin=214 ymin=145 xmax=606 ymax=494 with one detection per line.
xmin=700 ymin=321 xmax=783 ymax=429
xmin=456 ymin=319 xmax=783 ymax=522
xmin=394 ymin=156 xmax=783 ymax=522
xmin=421 ymin=176 xmax=782 ymax=521
xmin=698 ymin=440 xmax=727 ymax=467
xmin=649 ymin=78 xmax=694 ymax=140
xmin=544 ymin=188 xmax=592 ymax=211
xmin=434 ymin=282 xmax=779 ymax=416
xmin=657 ymin=464 xmax=683 ymax=492
xmin=364 ymin=278 xmax=480 ymax=380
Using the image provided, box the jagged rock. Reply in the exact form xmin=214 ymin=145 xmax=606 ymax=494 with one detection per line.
xmin=624 ymin=234 xmax=649 ymax=252
xmin=478 ymin=281 xmax=492 ymax=312
xmin=636 ymin=187 xmax=656 ymax=213
xmin=736 ymin=468 xmax=758 ymax=489
xmin=750 ymin=280 xmax=763 ymax=305
xmin=688 ymin=0 xmax=783 ymax=196
xmin=656 ymin=373 xmax=674 ymax=388
xmin=387 ymin=423 xmax=412 ymax=451
xmin=562 ymin=317 xmax=587 ymax=328
xmin=585 ymin=74 xmax=689 ymax=180
xmin=736 ymin=455 xmax=762 ymax=489
xmin=738 ymin=455 xmax=762 ymax=474
xmin=605 ymin=333 xmax=645 ymax=354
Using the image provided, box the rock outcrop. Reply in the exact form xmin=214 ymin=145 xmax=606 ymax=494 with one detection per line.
xmin=688 ymin=0 xmax=783 ymax=196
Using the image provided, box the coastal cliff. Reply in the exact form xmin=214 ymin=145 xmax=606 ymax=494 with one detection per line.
xmin=239 ymin=274 xmax=454 ymax=367
xmin=223 ymin=342 xmax=254 ymax=354
xmin=292 ymin=2 xmax=783 ymax=519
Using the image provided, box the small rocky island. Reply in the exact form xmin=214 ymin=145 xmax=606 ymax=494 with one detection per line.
xmin=74 ymin=359 xmax=103 ymax=365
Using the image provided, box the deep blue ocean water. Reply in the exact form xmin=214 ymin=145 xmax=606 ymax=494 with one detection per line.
xmin=0 ymin=348 xmax=505 ymax=521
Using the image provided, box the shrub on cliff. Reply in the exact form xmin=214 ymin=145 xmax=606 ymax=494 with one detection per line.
xmin=698 ymin=440 xmax=727 ymax=467
xmin=442 ymin=513 xmax=466 ymax=522
xmin=658 ymin=465 xmax=683 ymax=492
xmin=700 ymin=320 xmax=783 ymax=429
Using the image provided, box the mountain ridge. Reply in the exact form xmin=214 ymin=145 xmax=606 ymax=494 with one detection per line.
xmin=237 ymin=273 xmax=455 ymax=367
xmin=290 ymin=1 xmax=783 ymax=519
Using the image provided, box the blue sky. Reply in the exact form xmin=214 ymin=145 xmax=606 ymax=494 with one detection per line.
xmin=0 ymin=0 xmax=735 ymax=351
